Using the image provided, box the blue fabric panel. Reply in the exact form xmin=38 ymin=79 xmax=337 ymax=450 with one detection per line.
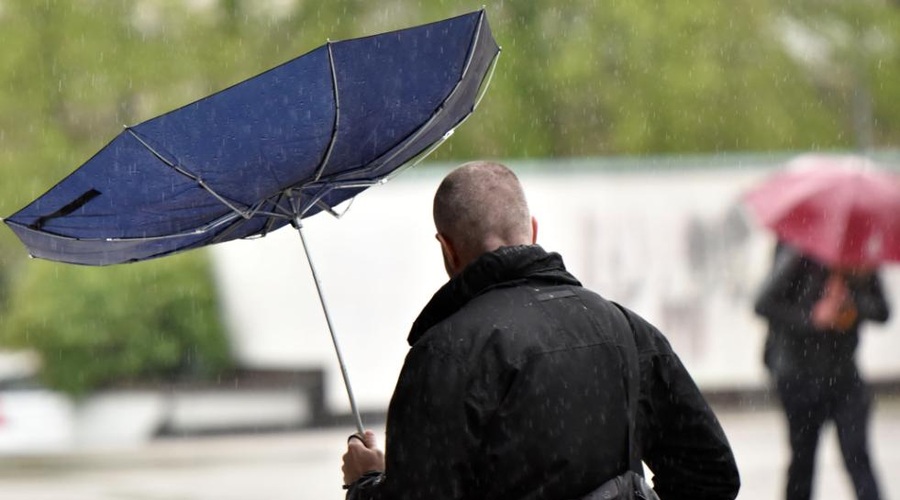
xmin=319 ymin=13 xmax=477 ymax=179
xmin=132 ymin=46 xmax=334 ymax=204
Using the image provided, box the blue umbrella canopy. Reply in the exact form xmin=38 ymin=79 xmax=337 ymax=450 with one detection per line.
xmin=5 ymin=10 xmax=500 ymax=266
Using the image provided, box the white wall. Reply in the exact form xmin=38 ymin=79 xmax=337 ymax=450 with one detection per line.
xmin=210 ymin=159 xmax=900 ymax=414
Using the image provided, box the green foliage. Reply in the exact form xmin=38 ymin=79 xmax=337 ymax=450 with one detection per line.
xmin=773 ymin=0 xmax=900 ymax=148
xmin=0 ymin=253 xmax=232 ymax=397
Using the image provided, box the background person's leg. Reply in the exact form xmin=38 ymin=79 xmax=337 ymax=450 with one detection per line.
xmin=778 ymin=377 xmax=828 ymax=500
xmin=834 ymin=375 xmax=881 ymax=500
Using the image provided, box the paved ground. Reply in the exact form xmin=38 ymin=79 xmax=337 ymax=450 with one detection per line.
xmin=1 ymin=398 xmax=898 ymax=500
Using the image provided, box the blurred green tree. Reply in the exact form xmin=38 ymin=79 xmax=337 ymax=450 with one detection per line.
xmin=0 ymin=1 xmax=245 ymax=395
xmin=0 ymin=253 xmax=232 ymax=397
xmin=773 ymin=0 xmax=900 ymax=149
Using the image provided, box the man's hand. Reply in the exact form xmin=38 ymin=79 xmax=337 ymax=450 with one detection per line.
xmin=342 ymin=430 xmax=385 ymax=486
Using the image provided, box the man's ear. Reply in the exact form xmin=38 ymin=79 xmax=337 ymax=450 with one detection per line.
xmin=530 ymin=216 xmax=538 ymax=244
xmin=436 ymin=232 xmax=461 ymax=277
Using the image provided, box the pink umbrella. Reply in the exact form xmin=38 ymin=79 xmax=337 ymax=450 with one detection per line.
xmin=743 ymin=154 xmax=900 ymax=268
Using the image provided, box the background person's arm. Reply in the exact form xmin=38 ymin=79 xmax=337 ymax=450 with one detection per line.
xmin=753 ymin=248 xmax=814 ymax=330
xmin=850 ymin=272 xmax=890 ymax=324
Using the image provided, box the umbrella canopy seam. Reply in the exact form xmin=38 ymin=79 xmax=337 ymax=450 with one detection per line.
xmin=312 ymin=41 xmax=341 ymax=184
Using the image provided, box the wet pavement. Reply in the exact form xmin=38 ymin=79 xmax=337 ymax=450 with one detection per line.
xmin=1 ymin=398 xmax=898 ymax=500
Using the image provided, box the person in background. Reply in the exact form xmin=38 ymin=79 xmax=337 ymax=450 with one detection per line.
xmin=342 ymin=161 xmax=739 ymax=499
xmin=755 ymin=242 xmax=889 ymax=500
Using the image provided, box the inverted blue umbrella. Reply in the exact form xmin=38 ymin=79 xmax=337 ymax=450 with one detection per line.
xmin=3 ymin=10 xmax=500 ymax=433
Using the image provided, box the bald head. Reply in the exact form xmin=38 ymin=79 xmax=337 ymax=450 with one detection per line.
xmin=433 ymin=161 xmax=535 ymax=275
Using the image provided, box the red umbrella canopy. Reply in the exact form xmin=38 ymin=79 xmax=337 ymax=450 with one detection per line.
xmin=744 ymin=154 xmax=900 ymax=269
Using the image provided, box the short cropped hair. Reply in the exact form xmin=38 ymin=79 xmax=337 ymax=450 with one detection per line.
xmin=433 ymin=161 xmax=531 ymax=256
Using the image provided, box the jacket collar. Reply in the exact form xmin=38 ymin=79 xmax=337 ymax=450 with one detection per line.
xmin=407 ymin=245 xmax=580 ymax=345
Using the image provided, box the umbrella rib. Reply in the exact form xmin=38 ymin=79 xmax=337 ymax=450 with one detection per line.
xmin=125 ymin=128 xmax=255 ymax=220
xmin=315 ymin=196 xmax=356 ymax=219
xmin=260 ymin=191 xmax=290 ymax=235
xmin=267 ymin=190 xmax=294 ymax=219
xmin=296 ymin=184 xmax=336 ymax=218
xmin=241 ymin=198 xmax=284 ymax=220
xmin=312 ymin=41 xmax=341 ymax=184
xmin=206 ymin=196 xmax=293 ymax=244
xmin=304 ymin=179 xmax=381 ymax=191
xmin=288 ymin=178 xmax=382 ymax=219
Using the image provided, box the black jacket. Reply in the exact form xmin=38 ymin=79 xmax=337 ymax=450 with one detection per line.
xmin=754 ymin=244 xmax=889 ymax=377
xmin=349 ymin=245 xmax=739 ymax=500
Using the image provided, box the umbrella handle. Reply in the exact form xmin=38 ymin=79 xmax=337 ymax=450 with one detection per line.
xmin=294 ymin=219 xmax=365 ymax=435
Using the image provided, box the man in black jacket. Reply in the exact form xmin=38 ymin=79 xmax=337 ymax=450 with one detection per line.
xmin=342 ymin=161 xmax=739 ymax=499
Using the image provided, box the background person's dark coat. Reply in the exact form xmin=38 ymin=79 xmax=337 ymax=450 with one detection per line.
xmin=349 ymin=245 xmax=739 ymax=500
xmin=755 ymin=244 xmax=890 ymax=378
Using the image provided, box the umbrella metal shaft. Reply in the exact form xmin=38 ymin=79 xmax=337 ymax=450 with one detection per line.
xmin=295 ymin=220 xmax=365 ymax=435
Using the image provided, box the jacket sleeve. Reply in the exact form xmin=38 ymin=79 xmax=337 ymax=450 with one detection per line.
xmin=347 ymin=342 xmax=471 ymax=500
xmin=629 ymin=313 xmax=740 ymax=500
xmin=850 ymin=272 xmax=890 ymax=324
xmin=753 ymin=247 xmax=813 ymax=331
